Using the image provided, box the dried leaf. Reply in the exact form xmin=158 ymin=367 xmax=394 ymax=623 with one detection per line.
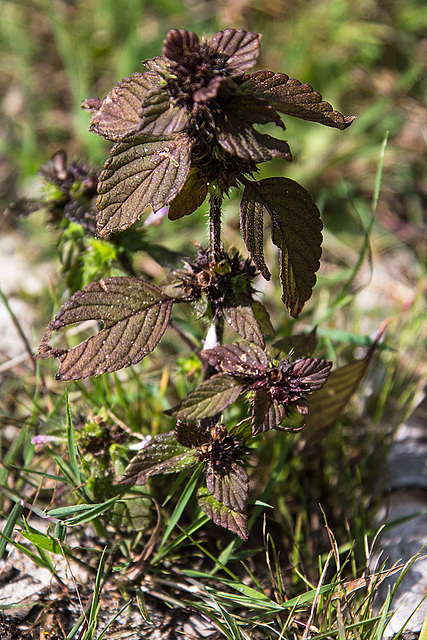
xmin=248 ymin=70 xmax=355 ymax=130
xmin=168 ymin=168 xmax=208 ymax=220
xmin=96 ymin=134 xmax=193 ymax=237
xmin=241 ymin=177 xmax=322 ymax=317
xmin=201 ymin=341 xmax=269 ymax=375
xmin=119 ymin=432 xmax=196 ymax=486
xmin=222 ymin=294 xmax=265 ymax=347
xmin=36 ymin=277 xmax=174 ymax=380
xmin=167 ymin=373 xmax=245 ymax=421
xmin=84 ymin=72 xmax=159 ymax=141
xmin=209 ymin=29 xmax=261 ymax=75
xmin=307 ymin=328 xmax=385 ymax=441
xmin=197 ymin=486 xmax=248 ymax=540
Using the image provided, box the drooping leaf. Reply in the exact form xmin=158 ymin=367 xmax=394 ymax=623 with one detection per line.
xmin=205 ymin=463 xmax=248 ymax=513
xmin=233 ymin=95 xmax=286 ymax=130
xmin=248 ymin=70 xmax=355 ymax=130
xmin=168 ymin=168 xmax=208 ymax=220
xmin=251 ymin=388 xmax=287 ymax=435
xmin=138 ymin=87 xmax=189 ymax=135
xmin=201 ymin=341 xmax=268 ymax=376
xmin=118 ymin=432 xmax=196 ymax=486
xmin=36 ymin=277 xmax=174 ymax=380
xmin=197 ymin=486 xmax=248 ymax=540
xmin=83 ymin=72 xmax=159 ymax=141
xmin=96 ymin=134 xmax=193 ymax=237
xmin=209 ymin=29 xmax=261 ymax=75
xmin=306 ymin=327 xmax=386 ymax=441
xmin=241 ymin=178 xmax=322 ymax=317
xmin=222 ymin=294 xmax=265 ymax=347
xmin=166 ymin=373 xmax=245 ymax=422
xmin=216 ymin=117 xmax=291 ymax=163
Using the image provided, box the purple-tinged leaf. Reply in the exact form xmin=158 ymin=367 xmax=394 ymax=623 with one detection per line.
xmin=248 ymin=70 xmax=355 ymax=130
xmin=292 ymin=358 xmax=332 ymax=391
xmin=201 ymin=342 xmax=268 ymax=376
xmin=168 ymin=168 xmax=208 ymax=220
xmin=306 ymin=326 xmax=387 ymax=442
xmin=241 ymin=178 xmax=322 ymax=317
xmin=222 ymin=294 xmax=265 ymax=347
xmin=233 ymin=95 xmax=286 ymax=130
xmin=167 ymin=373 xmax=245 ymax=422
xmin=138 ymin=87 xmax=189 ymax=135
xmin=83 ymin=72 xmax=159 ymax=141
xmin=205 ymin=463 xmax=248 ymax=513
xmin=273 ymin=329 xmax=318 ymax=358
xmin=209 ymin=29 xmax=261 ymax=75
xmin=175 ymin=421 xmax=212 ymax=448
xmin=197 ymin=486 xmax=248 ymax=540
xmin=118 ymin=432 xmax=196 ymax=486
xmin=216 ymin=117 xmax=291 ymax=163
xmin=239 ymin=182 xmax=270 ymax=281
xmin=251 ymin=388 xmax=287 ymax=435
xmin=96 ymin=134 xmax=193 ymax=237
xmin=36 ymin=277 xmax=174 ymax=380
xmin=162 ymin=29 xmax=200 ymax=63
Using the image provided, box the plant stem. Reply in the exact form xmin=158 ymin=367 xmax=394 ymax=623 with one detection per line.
xmin=209 ymin=195 xmax=222 ymax=264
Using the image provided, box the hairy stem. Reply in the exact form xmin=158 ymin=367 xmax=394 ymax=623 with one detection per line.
xmin=209 ymin=195 xmax=222 ymax=264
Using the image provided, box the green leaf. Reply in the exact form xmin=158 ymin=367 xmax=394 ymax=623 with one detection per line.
xmin=248 ymin=70 xmax=355 ymax=130
xmin=222 ymin=294 xmax=266 ymax=347
xmin=96 ymin=134 xmax=193 ymax=237
xmin=307 ymin=329 xmax=385 ymax=441
xmin=83 ymin=71 xmax=159 ymax=141
xmin=251 ymin=301 xmax=275 ymax=340
xmin=241 ymin=177 xmax=322 ymax=317
xmin=19 ymin=530 xmax=64 ymax=555
xmin=168 ymin=168 xmax=208 ymax=220
xmin=198 ymin=486 xmax=248 ymax=540
xmin=37 ymin=277 xmax=174 ymax=380
xmin=119 ymin=432 xmax=196 ymax=486
xmin=167 ymin=374 xmax=245 ymax=421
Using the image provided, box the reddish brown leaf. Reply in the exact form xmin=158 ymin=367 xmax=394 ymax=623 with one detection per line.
xmin=248 ymin=70 xmax=355 ymax=130
xmin=36 ymin=277 xmax=174 ymax=380
xmin=96 ymin=134 xmax=193 ymax=237
xmin=209 ymin=29 xmax=261 ymax=75
xmin=84 ymin=72 xmax=159 ymax=141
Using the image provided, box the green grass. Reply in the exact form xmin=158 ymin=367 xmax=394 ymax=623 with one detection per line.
xmin=1 ymin=0 xmax=426 ymax=638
